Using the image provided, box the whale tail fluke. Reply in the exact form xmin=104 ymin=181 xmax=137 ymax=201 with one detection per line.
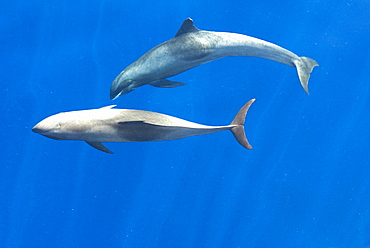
xmin=295 ymin=57 xmax=319 ymax=95
xmin=230 ymin=99 xmax=255 ymax=149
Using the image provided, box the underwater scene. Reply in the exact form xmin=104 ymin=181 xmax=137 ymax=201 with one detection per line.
xmin=2 ymin=0 xmax=370 ymax=247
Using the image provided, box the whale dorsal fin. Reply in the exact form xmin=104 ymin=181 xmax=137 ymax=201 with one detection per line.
xmin=99 ymin=105 xmax=117 ymax=109
xmin=175 ymin=18 xmax=200 ymax=37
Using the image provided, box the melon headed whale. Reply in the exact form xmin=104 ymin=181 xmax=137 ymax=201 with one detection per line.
xmin=32 ymin=99 xmax=256 ymax=154
xmin=110 ymin=18 xmax=318 ymax=100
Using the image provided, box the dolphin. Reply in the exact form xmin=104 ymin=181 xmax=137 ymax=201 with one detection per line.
xmin=32 ymin=99 xmax=255 ymax=154
xmin=110 ymin=18 xmax=318 ymax=99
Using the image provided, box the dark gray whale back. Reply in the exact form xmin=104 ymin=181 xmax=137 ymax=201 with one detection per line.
xmin=110 ymin=18 xmax=318 ymax=99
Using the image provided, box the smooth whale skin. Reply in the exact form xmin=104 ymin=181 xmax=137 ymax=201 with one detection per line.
xmin=110 ymin=18 xmax=319 ymax=99
xmin=32 ymin=99 xmax=255 ymax=154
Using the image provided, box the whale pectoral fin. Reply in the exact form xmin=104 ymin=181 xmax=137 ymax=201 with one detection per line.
xmin=175 ymin=18 xmax=200 ymax=37
xmin=149 ymin=79 xmax=187 ymax=88
xmin=85 ymin=141 xmax=114 ymax=154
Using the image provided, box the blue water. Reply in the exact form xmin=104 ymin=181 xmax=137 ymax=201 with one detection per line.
xmin=2 ymin=0 xmax=370 ymax=247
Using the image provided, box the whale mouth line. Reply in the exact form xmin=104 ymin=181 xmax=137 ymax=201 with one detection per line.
xmin=32 ymin=127 xmax=42 ymax=134
xmin=111 ymin=92 xmax=122 ymax=100
xmin=110 ymin=81 xmax=138 ymax=100
xmin=32 ymin=127 xmax=61 ymax=140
